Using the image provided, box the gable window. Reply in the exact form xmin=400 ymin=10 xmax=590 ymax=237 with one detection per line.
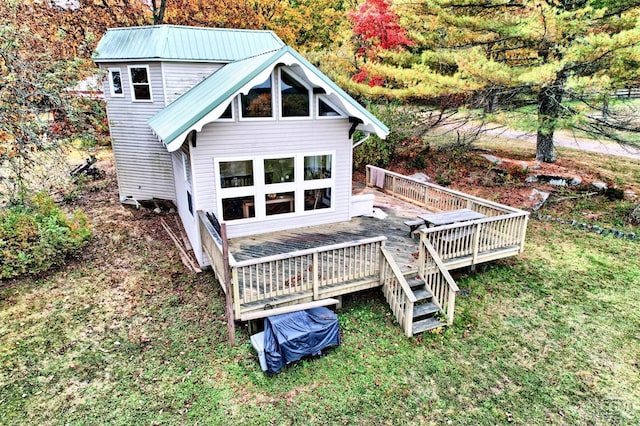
xmin=281 ymin=70 xmax=310 ymax=117
xmin=109 ymin=68 xmax=123 ymax=97
xmin=241 ymin=75 xmax=272 ymax=118
xmin=129 ymin=65 xmax=152 ymax=101
xmin=216 ymin=152 xmax=334 ymax=222
xmin=218 ymin=102 xmax=233 ymax=120
xmin=318 ymin=99 xmax=342 ymax=117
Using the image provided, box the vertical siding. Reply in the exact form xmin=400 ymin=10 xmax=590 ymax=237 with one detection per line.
xmin=102 ymin=62 xmax=176 ymax=202
xmin=162 ymin=62 xmax=222 ymax=104
xmin=191 ymin=118 xmax=353 ymax=239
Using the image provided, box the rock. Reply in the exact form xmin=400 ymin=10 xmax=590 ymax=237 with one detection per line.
xmin=569 ymin=177 xmax=582 ymax=186
xmin=592 ymin=181 xmax=608 ymax=191
xmin=153 ymin=207 xmax=162 ymax=214
xmin=528 ymin=189 xmax=550 ymax=210
xmin=631 ymin=204 xmax=640 ymax=225
xmin=481 ymin=154 xmax=503 ymax=165
xmin=548 ymin=178 xmax=568 ymax=186
xmin=525 ymin=176 xmax=538 ymax=183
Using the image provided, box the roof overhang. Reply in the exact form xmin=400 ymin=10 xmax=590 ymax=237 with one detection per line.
xmin=148 ymin=47 xmax=389 ymax=152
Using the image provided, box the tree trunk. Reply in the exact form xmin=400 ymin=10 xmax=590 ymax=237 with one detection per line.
xmin=536 ymin=78 xmax=565 ymax=163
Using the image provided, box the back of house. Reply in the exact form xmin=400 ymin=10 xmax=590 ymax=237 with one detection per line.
xmin=94 ymin=25 xmax=388 ymax=266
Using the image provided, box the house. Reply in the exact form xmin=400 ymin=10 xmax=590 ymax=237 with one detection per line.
xmin=94 ymin=25 xmax=388 ymax=267
xmin=94 ymin=25 xmax=529 ymax=337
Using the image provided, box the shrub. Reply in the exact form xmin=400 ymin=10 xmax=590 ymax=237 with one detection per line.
xmin=0 ymin=194 xmax=91 ymax=279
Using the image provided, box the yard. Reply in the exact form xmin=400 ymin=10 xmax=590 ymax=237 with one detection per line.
xmin=1 ymin=142 xmax=639 ymax=425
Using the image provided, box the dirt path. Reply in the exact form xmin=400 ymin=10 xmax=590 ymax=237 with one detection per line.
xmin=482 ymin=126 xmax=640 ymax=161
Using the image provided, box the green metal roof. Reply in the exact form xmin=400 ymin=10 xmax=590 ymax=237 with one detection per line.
xmin=93 ymin=25 xmax=285 ymax=63
xmin=148 ymin=46 xmax=389 ymax=151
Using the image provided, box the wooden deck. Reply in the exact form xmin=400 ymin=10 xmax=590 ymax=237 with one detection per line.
xmin=199 ymin=166 xmax=529 ymax=336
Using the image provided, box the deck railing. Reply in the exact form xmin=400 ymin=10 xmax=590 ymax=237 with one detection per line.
xmin=366 ymin=165 xmax=521 ymax=216
xmin=198 ymin=211 xmax=227 ymax=293
xmin=418 ymin=238 xmax=459 ymax=325
xmin=380 ymin=247 xmax=417 ymax=337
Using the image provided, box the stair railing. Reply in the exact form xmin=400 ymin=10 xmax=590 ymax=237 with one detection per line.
xmin=380 ymin=247 xmax=417 ymax=337
xmin=418 ymin=234 xmax=459 ymax=325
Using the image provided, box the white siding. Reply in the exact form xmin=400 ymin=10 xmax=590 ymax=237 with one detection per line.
xmin=162 ymin=62 xmax=223 ymax=104
xmin=102 ymin=62 xmax=175 ymax=202
xmin=191 ymin=118 xmax=353 ymax=239
xmin=171 ymin=146 xmax=207 ymax=265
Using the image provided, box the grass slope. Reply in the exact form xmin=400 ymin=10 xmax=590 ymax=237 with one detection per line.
xmin=1 ymin=152 xmax=639 ymax=425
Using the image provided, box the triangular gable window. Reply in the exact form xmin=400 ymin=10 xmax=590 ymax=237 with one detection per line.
xmin=318 ymin=99 xmax=342 ymax=117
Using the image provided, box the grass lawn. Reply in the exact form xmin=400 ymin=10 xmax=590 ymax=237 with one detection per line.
xmin=1 ymin=150 xmax=639 ymax=425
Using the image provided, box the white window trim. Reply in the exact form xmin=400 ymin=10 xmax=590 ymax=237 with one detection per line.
xmin=279 ymin=68 xmax=313 ymax=121
xmin=238 ymin=74 xmax=275 ymax=121
xmin=128 ymin=65 xmax=153 ymax=103
xmin=108 ymin=68 xmax=124 ymax=98
xmin=215 ymin=151 xmax=336 ymax=223
xmin=317 ymin=96 xmax=346 ymax=119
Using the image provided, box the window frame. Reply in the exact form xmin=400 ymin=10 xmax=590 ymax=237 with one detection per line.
xmin=127 ymin=65 xmax=153 ymax=103
xmin=215 ymin=100 xmax=235 ymax=122
xmin=215 ymin=151 xmax=336 ymax=223
xmin=317 ymin=96 xmax=346 ymax=119
xmin=279 ymin=68 xmax=312 ymax=120
xmin=108 ymin=68 xmax=124 ymax=98
xmin=238 ymin=74 xmax=275 ymax=121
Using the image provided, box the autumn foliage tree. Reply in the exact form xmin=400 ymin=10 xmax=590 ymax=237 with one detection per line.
xmin=348 ymin=0 xmax=413 ymax=86
xmin=345 ymin=0 xmax=640 ymax=162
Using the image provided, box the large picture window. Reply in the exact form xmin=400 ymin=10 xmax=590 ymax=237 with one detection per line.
xmin=216 ymin=153 xmax=334 ymax=222
xmin=129 ymin=66 xmax=152 ymax=101
xmin=241 ymin=75 xmax=272 ymax=118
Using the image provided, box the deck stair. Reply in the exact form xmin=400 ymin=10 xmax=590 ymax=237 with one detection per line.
xmin=407 ymin=275 xmax=446 ymax=335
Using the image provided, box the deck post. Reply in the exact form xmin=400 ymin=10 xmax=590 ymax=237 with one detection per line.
xmin=446 ymin=289 xmax=456 ymax=324
xmin=312 ymin=251 xmax=319 ymax=300
xmin=220 ymin=223 xmax=236 ymax=346
xmin=470 ymin=223 xmax=482 ymax=272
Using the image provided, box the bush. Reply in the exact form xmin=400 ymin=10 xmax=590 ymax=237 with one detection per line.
xmin=0 ymin=194 xmax=91 ymax=279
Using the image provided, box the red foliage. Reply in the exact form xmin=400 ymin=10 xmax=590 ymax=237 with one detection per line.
xmin=352 ymin=68 xmax=385 ymax=86
xmin=349 ymin=0 xmax=413 ymax=53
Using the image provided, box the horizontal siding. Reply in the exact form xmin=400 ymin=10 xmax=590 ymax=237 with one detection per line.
xmin=162 ymin=62 xmax=222 ymax=104
xmin=191 ymin=117 xmax=353 ymax=239
xmin=102 ymin=62 xmax=176 ymax=202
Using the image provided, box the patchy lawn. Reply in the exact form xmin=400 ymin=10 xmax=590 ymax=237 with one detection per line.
xmin=1 ymin=147 xmax=639 ymax=425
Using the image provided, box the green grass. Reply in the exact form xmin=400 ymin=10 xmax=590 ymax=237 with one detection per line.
xmin=1 ymin=167 xmax=639 ymax=425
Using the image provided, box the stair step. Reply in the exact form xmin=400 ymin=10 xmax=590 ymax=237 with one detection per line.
xmin=412 ymin=288 xmax=433 ymax=301
xmin=412 ymin=317 xmax=446 ymax=335
xmin=407 ymin=276 xmax=423 ymax=288
xmin=413 ymin=302 xmax=440 ymax=319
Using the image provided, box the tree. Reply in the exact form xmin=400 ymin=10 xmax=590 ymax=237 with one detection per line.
xmin=346 ymin=1 xmax=640 ymax=162
xmin=0 ymin=3 xmax=100 ymax=204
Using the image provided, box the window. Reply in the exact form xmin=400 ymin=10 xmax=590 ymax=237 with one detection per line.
xmin=264 ymin=157 xmax=294 ymax=184
xmin=220 ymin=160 xmax=253 ymax=188
xmin=109 ymin=68 xmax=123 ymax=97
xmin=216 ymin=153 xmax=334 ymax=222
xmin=318 ymin=99 xmax=342 ymax=117
xmin=281 ymin=70 xmax=310 ymax=117
xmin=182 ymin=151 xmax=193 ymax=215
xmin=218 ymin=102 xmax=233 ymax=120
xmin=129 ymin=66 xmax=152 ymax=101
xmin=304 ymin=154 xmax=332 ymax=180
xmin=241 ymin=75 xmax=272 ymax=118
